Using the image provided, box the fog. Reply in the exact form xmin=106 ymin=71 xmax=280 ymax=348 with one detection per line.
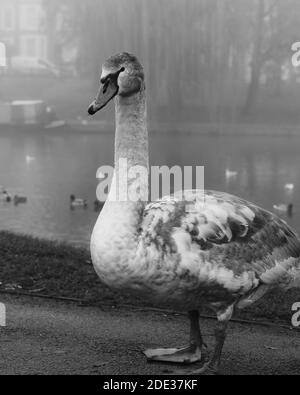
xmin=1 ymin=0 xmax=300 ymax=124
xmin=1 ymin=0 xmax=300 ymax=244
xmin=0 ymin=2 xmax=299 ymax=376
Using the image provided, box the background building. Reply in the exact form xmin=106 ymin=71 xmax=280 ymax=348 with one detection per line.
xmin=0 ymin=0 xmax=49 ymax=62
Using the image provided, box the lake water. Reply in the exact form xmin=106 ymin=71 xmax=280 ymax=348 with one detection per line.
xmin=0 ymin=126 xmax=299 ymax=247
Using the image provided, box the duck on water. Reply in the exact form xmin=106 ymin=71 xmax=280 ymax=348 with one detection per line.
xmin=88 ymin=53 xmax=300 ymax=375
xmin=0 ymin=187 xmax=11 ymax=202
xmin=70 ymin=194 xmax=88 ymax=209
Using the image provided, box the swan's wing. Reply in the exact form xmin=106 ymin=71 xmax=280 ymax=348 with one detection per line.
xmin=141 ymin=190 xmax=300 ymax=288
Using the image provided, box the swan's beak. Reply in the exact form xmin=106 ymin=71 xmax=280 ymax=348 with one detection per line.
xmin=88 ymin=80 xmax=119 ymax=115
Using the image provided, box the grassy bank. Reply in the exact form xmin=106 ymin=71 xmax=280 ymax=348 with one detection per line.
xmin=0 ymin=231 xmax=299 ymax=324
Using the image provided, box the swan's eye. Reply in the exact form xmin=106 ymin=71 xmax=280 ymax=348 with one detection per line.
xmin=101 ymin=67 xmax=125 ymax=84
xmin=100 ymin=67 xmax=125 ymax=92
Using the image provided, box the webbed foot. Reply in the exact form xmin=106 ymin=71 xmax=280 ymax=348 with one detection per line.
xmin=144 ymin=344 xmax=203 ymax=364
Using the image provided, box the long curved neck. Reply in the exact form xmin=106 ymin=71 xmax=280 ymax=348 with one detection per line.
xmin=115 ymin=90 xmax=148 ymax=169
xmin=91 ymin=87 xmax=149 ymax=283
xmin=109 ymin=88 xmax=149 ymax=202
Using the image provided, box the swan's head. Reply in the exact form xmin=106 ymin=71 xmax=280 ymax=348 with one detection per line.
xmin=88 ymin=52 xmax=144 ymax=115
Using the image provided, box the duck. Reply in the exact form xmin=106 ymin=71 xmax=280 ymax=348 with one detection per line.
xmin=273 ymin=203 xmax=293 ymax=217
xmin=13 ymin=195 xmax=27 ymax=205
xmin=70 ymin=194 xmax=88 ymax=209
xmin=0 ymin=188 xmax=11 ymax=202
xmin=88 ymin=53 xmax=300 ymax=375
xmin=94 ymin=199 xmax=105 ymax=212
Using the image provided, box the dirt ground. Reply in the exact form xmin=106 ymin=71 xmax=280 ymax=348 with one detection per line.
xmin=0 ymin=294 xmax=299 ymax=375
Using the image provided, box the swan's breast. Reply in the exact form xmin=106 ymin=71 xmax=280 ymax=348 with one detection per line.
xmin=90 ymin=201 xmax=144 ymax=289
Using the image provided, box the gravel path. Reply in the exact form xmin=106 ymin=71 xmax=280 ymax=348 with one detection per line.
xmin=0 ymin=295 xmax=299 ymax=375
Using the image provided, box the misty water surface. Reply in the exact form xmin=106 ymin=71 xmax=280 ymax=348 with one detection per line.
xmin=0 ymin=128 xmax=299 ymax=246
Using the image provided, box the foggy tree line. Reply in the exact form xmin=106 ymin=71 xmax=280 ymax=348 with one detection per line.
xmin=44 ymin=0 xmax=300 ymax=121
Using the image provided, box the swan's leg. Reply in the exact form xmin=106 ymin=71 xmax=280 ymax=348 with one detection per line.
xmin=143 ymin=310 xmax=204 ymax=364
xmin=172 ymin=306 xmax=233 ymax=375
xmin=191 ymin=320 xmax=228 ymax=375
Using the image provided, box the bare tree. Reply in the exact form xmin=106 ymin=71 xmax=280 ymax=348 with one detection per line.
xmin=42 ymin=0 xmax=300 ymax=123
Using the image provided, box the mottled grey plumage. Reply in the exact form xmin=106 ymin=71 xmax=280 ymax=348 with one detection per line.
xmin=138 ymin=190 xmax=300 ymax=312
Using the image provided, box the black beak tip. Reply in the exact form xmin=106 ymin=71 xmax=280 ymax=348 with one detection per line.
xmin=88 ymin=104 xmax=95 ymax=115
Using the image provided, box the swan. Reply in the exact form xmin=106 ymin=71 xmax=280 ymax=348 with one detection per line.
xmin=225 ymin=169 xmax=238 ymax=180
xmin=285 ymin=183 xmax=294 ymax=192
xmin=25 ymin=155 xmax=36 ymax=164
xmin=88 ymin=53 xmax=300 ymax=375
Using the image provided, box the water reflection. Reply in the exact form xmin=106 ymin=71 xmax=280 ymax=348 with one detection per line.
xmin=0 ymin=128 xmax=299 ymax=246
